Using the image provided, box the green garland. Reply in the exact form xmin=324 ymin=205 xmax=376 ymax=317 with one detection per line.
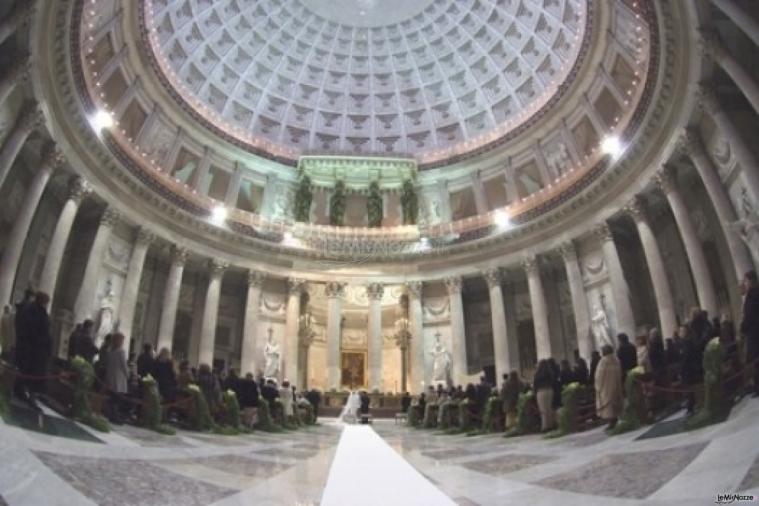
xmin=294 ymin=176 xmax=313 ymax=222
xmin=221 ymin=390 xmax=242 ymax=430
xmin=438 ymin=401 xmax=458 ymax=430
xmin=610 ymin=366 xmax=645 ymax=435
xmin=140 ymin=375 xmax=175 ymax=435
xmin=255 ymin=400 xmax=282 ymax=432
xmin=686 ymin=338 xmax=728 ymax=430
xmin=301 ymin=402 xmax=316 ymax=425
xmin=329 ymin=180 xmax=347 ymax=226
xmin=423 ymin=403 xmax=439 ymax=428
xmin=367 ymin=181 xmax=383 ymax=227
xmin=504 ymin=392 xmax=539 ymax=438
xmin=481 ymin=396 xmax=504 ymax=433
xmin=407 ymin=404 xmax=423 ymax=427
xmin=546 ymin=382 xmax=581 ymax=438
xmin=185 ymin=384 xmax=214 ymax=431
xmin=400 ymin=179 xmax=418 ymax=225
xmin=456 ymin=399 xmax=474 ymax=433
xmin=70 ymin=356 xmax=110 ymax=432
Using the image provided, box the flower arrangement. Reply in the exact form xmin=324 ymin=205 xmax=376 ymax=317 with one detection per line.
xmin=481 ymin=395 xmax=504 ymax=434
xmin=504 ymin=391 xmax=539 ymax=438
xmin=255 ymin=400 xmax=281 ymax=432
xmin=70 ymin=356 xmax=110 ymax=432
xmin=184 ymin=383 xmax=214 ymax=431
xmin=546 ymin=382 xmax=582 ymax=438
xmin=422 ymin=403 xmax=439 ymax=428
xmin=686 ymin=338 xmax=729 ymax=430
xmin=221 ymin=389 xmax=242 ymax=430
xmin=140 ymin=375 xmax=175 ymax=435
xmin=610 ymin=366 xmax=645 ymax=435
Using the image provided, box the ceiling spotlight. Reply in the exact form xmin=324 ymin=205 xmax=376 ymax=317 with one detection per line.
xmin=601 ymin=136 xmax=623 ymax=159
xmin=91 ymin=109 xmax=113 ymax=131
xmin=210 ymin=205 xmax=228 ymax=225
xmin=493 ymin=209 xmax=512 ymax=230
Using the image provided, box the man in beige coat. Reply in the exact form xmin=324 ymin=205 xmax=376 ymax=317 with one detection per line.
xmin=594 ymin=344 xmax=624 ymax=429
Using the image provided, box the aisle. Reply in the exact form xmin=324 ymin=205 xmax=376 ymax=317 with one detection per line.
xmin=321 ymin=424 xmax=456 ymax=506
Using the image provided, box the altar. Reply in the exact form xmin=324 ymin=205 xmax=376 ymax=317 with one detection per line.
xmin=320 ymin=391 xmax=405 ymax=419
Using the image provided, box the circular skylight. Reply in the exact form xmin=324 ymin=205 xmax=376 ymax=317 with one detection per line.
xmin=143 ymin=0 xmax=588 ymax=164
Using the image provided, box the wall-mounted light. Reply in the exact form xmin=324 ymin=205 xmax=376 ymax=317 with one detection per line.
xmin=90 ymin=109 xmax=113 ymax=131
xmin=210 ymin=205 xmax=228 ymax=225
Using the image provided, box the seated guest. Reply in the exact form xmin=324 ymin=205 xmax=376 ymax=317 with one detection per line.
xmin=152 ymin=348 xmax=176 ymax=402
xmin=501 ymin=371 xmax=522 ymax=429
xmin=572 ymin=349 xmax=589 ymax=385
xmin=176 ymin=360 xmax=194 ymax=389
xmin=533 ymin=359 xmax=556 ymax=432
xmin=418 ymin=392 xmax=427 ymax=413
xmin=595 ymin=345 xmax=623 ymax=429
xmin=426 ymin=385 xmax=438 ymax=405
xmin=136 ymin=343 xmax=154 ymax=378
xmin=305 ymin=389 xmax=321 ymax=421
xmin=104 ymin=332 xmax=129 ymax=424
xmin=401 ymin=391 xmax=411 ymax=413
xmin=197 ymin=363 xmax=221 ymax=411
xmin=548 ymin=359 xmax=562 ymax=409
xmin=238 ymin=373 xmax=260 ymax=428
xmin=436 ymin=388 xmax=451 ymax=425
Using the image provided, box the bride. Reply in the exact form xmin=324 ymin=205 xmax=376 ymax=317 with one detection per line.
xmin=340 ymin=391 xmax=360 ymax=423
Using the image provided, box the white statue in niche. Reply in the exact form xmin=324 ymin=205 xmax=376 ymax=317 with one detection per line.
xmin=96 ymin=280 xmax=116 ymax=344
xmin=263 ymin=328 xmax=281 ymax=380
xmin=590 ymin=295 xmax=613 ymax=350
xmin=429 ymin=332 xmax=451 ymax=385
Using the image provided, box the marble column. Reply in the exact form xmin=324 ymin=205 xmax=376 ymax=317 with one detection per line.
xmin=0 ymin=1 xmax=35 ymax=46
xmin=656 ymin=167 xmax=719 ymax=316
xmin=484 ymin=268 xmax=517 ymax=381
xmin=406 ymin=281 xmax=424 ymax=393
xmin=240 ymin=270 xmax=265 ymax=376
xmin=524 ymin=256 xmax=552 ymax=360
xmin=325 ymin=281 xmax=345 ymax=391
xmin=156 ymin=246 xmax=188 ymax=352
xmin=117 ymin=228 xmax=154 ymax=351
xmin=39 ymin=177 xmax=88 ymax=307
xmin=0 ymin=146 xmax=61 ymax=305
xmin=0 ymin=56 xmax=29 ymax=109
xmin=626 ymin=197 xmax=677 ymax=338
xmin=594 ymin=223 xmax=636 ymax=337
xmin=698 ymin=86 xmax=759 ymax=206
xmin=73 ymin=208 xmax=119 ymax=325
xmin=711 ymin=0 xmax=759 ymax=47
xmin=284 ymin=278 xmax=305 ymax=385
xmin=682 ymin=131 xmax=753 ymax=279
xmin=444 ymin=277 xmax=467 ymax=385
xmin=198 ymin=259 xmax=228 ymax=366
xmin=367 ymin=283 xmax=384 ymax=392
xmin=0 ymin=105 xmax=41 ymax=190
xmin=703 ymin=34 xmax=759 ymax=117
xmin=559 ymin=241 xmax=593 ymax=360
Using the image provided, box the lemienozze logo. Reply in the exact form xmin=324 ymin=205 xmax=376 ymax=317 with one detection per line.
xmin=715 ymin=493 xmax=756 ymax=504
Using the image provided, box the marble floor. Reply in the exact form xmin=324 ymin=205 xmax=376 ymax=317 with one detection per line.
xmin=0 ymin=397 xmax=758 ymax=505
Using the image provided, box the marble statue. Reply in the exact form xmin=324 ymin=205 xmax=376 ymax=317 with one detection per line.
xmin=96 ymin=281 xmax=116 ymax=344
xmin=429 ymin=333 xmax=451 ymax=385
xmin=263 ymin=328 xmax=281 ymax=379
xmin=590 ymin=300 xmax=613 ymax=350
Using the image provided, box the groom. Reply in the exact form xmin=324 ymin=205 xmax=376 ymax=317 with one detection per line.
xmin=359 ymin=391 xmax=371 ymax=424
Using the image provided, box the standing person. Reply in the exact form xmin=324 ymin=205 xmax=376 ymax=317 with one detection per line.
xmin=197 ymin=363 xmax=222 ymax=412
xmin=594 ymin=345 xmax=624 ymax=429
xmin=68 ymin=320 xmax=98 ymax=363
xmin=572 ymin=349 xmax=589 ymax=385
xmin=740 ymin=270 xmax=759 ymax=397
xmin=238 ymin=373 xmax=260 ymax=428
xmin=548 ymin=358 xmax=562 ymax=408
xmin=13 ymin=292 xmax=52 ymax=410
xmin=305 ymin=389 xmax=321 ymax=421
xmin=0 ymin=305 xmax=16 ymax=362
xmin=152 ymin=348 xmax=177 ymax=402
xmin=559 ymin=359 xmax=576 ymax=387
xmin=176 ymin=360 xmax=194 ymax=390
xmin=533 ymin=360 xmax=556 ymax=432
xmin=279 ymin=380 xmax=295 ymax=421
xmin=636 ymin=334 xmax=652 ymax=374
xmin=500 ymin=371 xmax=521 ymax=429
xmin=680 ymin=325 xmax=704 ymax=415
xmin=104 ymin=332 xmax=129 ymax=424
xmin=589 ymin=351 xmax=601 ymax=385
xmin=616 ymin=333 xmax=637 ymax=381
xmin=136 ymin=343 xmax=155 ymax=378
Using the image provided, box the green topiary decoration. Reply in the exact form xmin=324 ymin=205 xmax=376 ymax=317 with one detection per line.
xmin=70 ymin=356 xmax=110 ymax=432
xmin=504 ymin=391 xmax=539 ymax=438
xmin=329 ymin=180 xmax=347 ymax=226
xmin=255 ymin=400 xmax=282 ymax=432
xmin=456 ymin=399 xmax=474 ymax=433
xmin=481 ymin=395 xmax=504 ymax=433
xmin=423 ymin=403 xmax=439 ymax=428
xmin=185 ymin=384 xmax=214 ymax=431
xmin=686 ymin=338 xmax=729 ymax=430
xmin=610 ymin=366 xmax=645 ymax=435
xmin=407 ymin=404 xmax=423 ymax=428
xmin=294 ymin=176 xmax=313 ymax=222
xmin=438 ymin=401 xmax=458 ymax=430
xmin=300 ymin=402 xmax=316 ymax=425
xmin=367 ymin=181 xmax=383 ymax=227
xmin=222 ymin=390 xmax=242 ymax=430
xmin=400 ymin=180 xmax=418 ymax=225
xmin=140 ymin=375 xmax=176 ymax=435
xmin=546 ymin=382 xmax=582 ymax=439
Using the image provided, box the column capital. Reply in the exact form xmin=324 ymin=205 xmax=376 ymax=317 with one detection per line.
xmin=444 ymin=276 xmax=462 ymax=294
xmin=593 ymin=222 xmax=613 ymax=243
xmin=208 ymin=259 xmax=229 ymax=277
xmin=655 ymin=166 xmax=677 ymax=194
xmin=695 ymin=84 xmax=721 ymax=116
xmin=169 ymin=245 xmax=188 ymax=266
xmin=100 ymin=207 xmax=120 ymax=228
xmin=405 ymin=281 xmax=423 ymax=298
xmin=247 ymin=270 xmax=266 ymax=287
xmin=41 ymin=143 xmax=65 ymax=170
xmin=288 ymin=277 xmax=306 ymax=295
xmin=697 ymin=30 xmax=725 ymax=60
xmin=624 ymin=196 xmax=647 ymax=222
xmin=325 ymin=281 xmax=346 ymax=298
xmin=483 ymin=268 xmax=503 ymax=288
xmin=366 ymin=282 xmax=384 ymax=300
xmin=557 ymin=240 xmax=578 ymax=261
xmin=6 ymin=54 xmax=32 ymax=83
xmin=522 ymin=255 xmax=539 ymax=274
xmin=135 ymin=227 xmax=156 ymax=245
xmin=67 ymin=176 xmax=89 ymax=204
xmin=19 ymin=104 xmax=44 ymax=134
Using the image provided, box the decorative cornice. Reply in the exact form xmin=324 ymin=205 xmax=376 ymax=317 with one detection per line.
xmin=325 ymin=281 xmax=346 ymax=299
xmin=247 ymin=270 xmax=266 ymax=287
xmin=483 ymin=268 xmax=503 ymax=288
xmin=366 ymin=283 xmax=384 ymax=300
xmin=444 ymin=276 xmax=462 ymax=294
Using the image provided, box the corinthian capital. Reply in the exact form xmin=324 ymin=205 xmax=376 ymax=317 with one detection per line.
xmin=247 ymin=270 xmax=266 ymax=287
xmin=594 ymin=222 xmax=613 ymax=243
xmin=209 ymin=259 xmax=229 ymax=277
xmin=67 ymin=176 xmax=88 ymax=204
xmin=557 ymin=241 xmax=578 ymax=261
xmin=405 ymin=281 xmax=423 ymax=298
xmin=483 ymin=268 xmax=502 ymax=288
xmin=325 ymin=281 xmax=345 ymax=298
xmin=697 ymin=30 xmax=724 ymax=60
xmin=100 ymin=207 xmax=120 ymax=228
xmin=136 ymin=227 xmax=156 ymax=245
xmin=522 ymin=256 xmax=539 ymax=274
xmin=624 ymin=196 xmax=647 ymax=222
xmin=366 ymin=283 xmax=384 ymax=300
xmin=695 ymin=84 xmax=720 ymax=116
xmin=288 ymin=277 xmax=306 ymax=295
xmin=444 ymin=276 xmax=462 ymax=294
xmin=18 ymin=103 xmax=43 ymax=134
xmin=170 ymin=245 xmax=188 ymax=266
xmin=41 ymin=143 xmax=65 ymax=170
xmin=655 ymin=166 xmax=677 ymax=194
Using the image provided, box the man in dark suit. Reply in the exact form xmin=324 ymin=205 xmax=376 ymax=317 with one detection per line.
xmin=359 ymin=390 xmax=370 ymax=423
xmin=616 ymin=333 xmax=637 ymax=381
xmin=14 ymin=292 xmax=52 ymax=410
xmin=740 ymin=270 xmax=759 ymax=397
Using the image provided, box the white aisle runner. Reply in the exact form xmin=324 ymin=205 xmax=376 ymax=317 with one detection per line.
xmin=321 ymin=424 xmax=456 ymax=506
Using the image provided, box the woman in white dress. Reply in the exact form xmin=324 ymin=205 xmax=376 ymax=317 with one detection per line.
xmin=340 ymin=391 xmax=360 ymax=423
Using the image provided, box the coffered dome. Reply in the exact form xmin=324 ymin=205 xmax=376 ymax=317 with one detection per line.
xmin=143 ymin=0 xmax=589 ymax=165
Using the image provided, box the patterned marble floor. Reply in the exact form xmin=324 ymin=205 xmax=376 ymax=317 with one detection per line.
xmin=0 ymin=397 xmax=758 ymax=505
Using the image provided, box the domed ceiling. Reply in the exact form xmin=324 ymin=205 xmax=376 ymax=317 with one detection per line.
xmin=143 ymin=0 xmax=589 ymax=165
